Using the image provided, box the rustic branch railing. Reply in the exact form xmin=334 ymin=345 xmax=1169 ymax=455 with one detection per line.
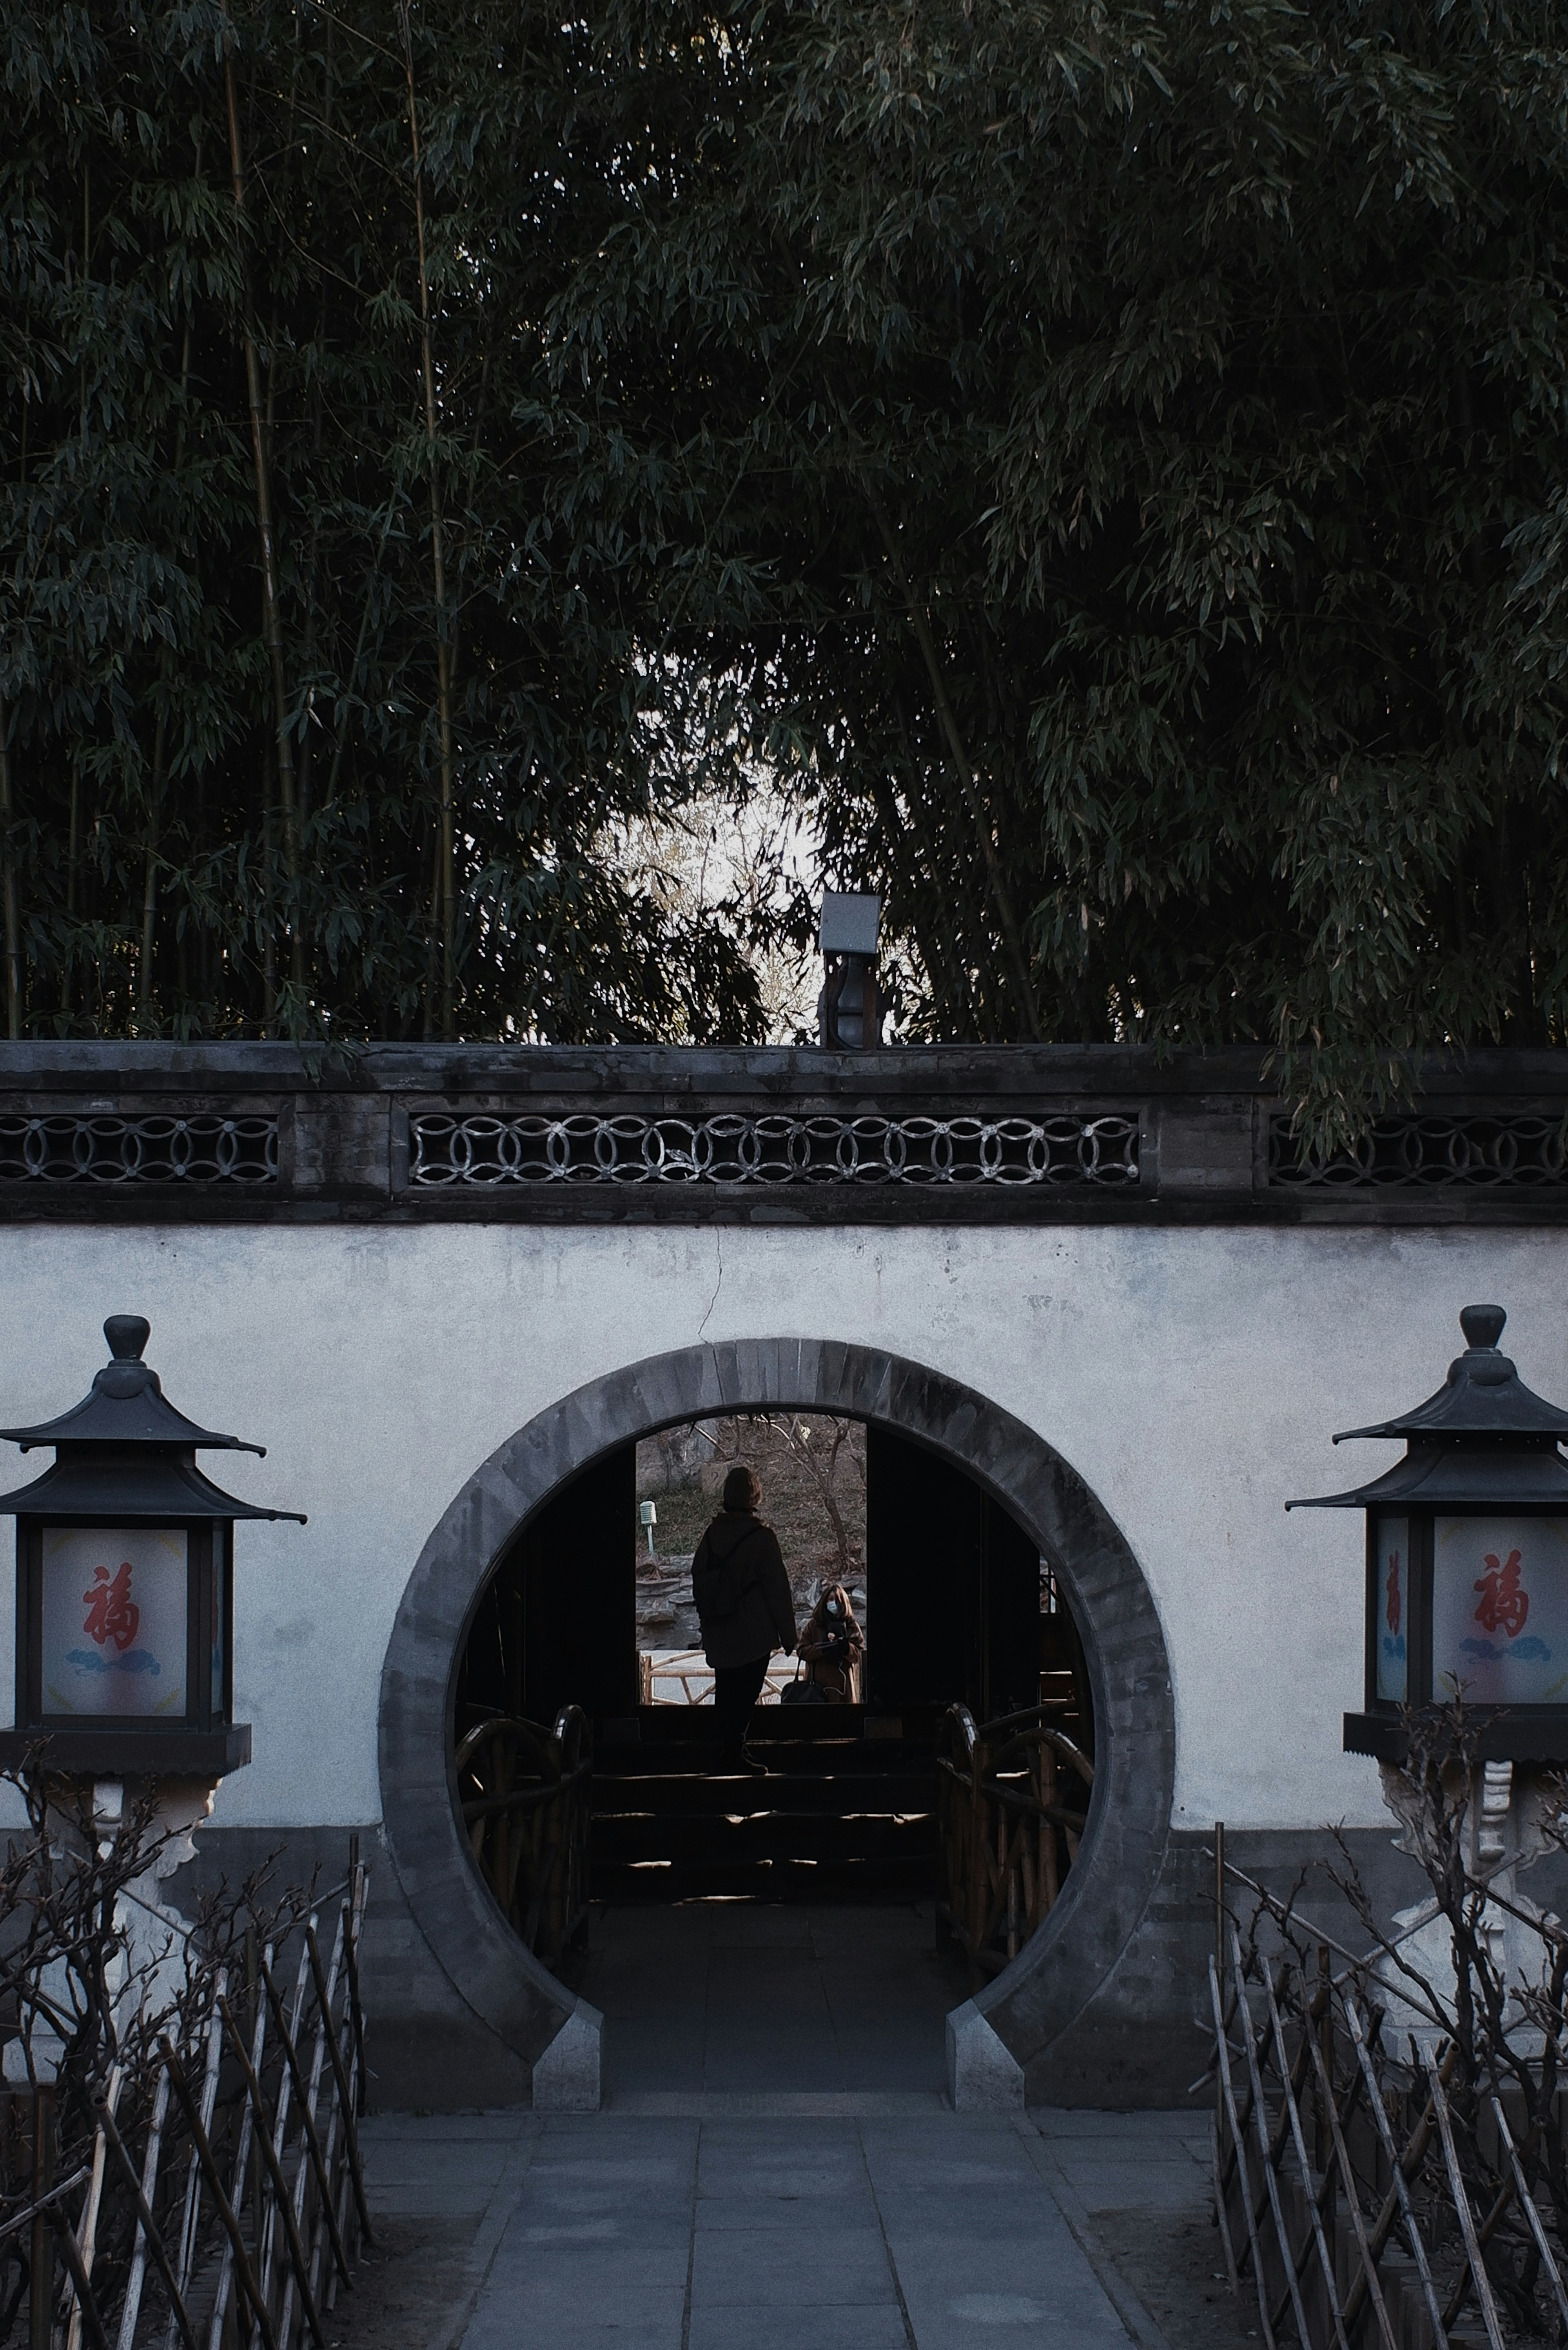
xmin=455 ymin=1707 xmax=592 ymax=1967
xmin=935 ymin=1704 xmax=1093 ymax=1990
xmin=1202 ymin=1838 xmax=1568 ymax=2350
xmin=4 ymin=1853 xmax=370 ymax=2350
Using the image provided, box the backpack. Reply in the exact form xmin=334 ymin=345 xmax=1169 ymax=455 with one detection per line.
xmin=694 ymin=1522 xmax=757 ymax=1622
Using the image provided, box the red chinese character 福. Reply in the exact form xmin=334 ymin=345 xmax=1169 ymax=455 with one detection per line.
xmin=1386 ymin=1553 xmax=1402 ymax=1637
xmin=1473 ymin=1549 xmax=1529 ymax=1639
xmin=82 ymin=1561 xmax=140 ymax=1653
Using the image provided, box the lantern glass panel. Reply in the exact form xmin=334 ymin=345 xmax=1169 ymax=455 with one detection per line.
xmin=39 ymin=1526 xmax=188 ymax=1718
xmin=1374 ymin=1514 xmax=1410 ymax=1701
xmin=1432 ymin=1515 xmax=1568 ymax=1705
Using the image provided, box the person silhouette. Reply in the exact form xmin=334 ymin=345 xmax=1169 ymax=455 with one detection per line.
xmin=691 ymin=1465 xmax=797 ymax=1774
xmin=796 ymin=1582 xmax=864 ymax=1703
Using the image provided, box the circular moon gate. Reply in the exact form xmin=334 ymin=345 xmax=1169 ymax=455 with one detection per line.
xmin=377 ymin=1338 xmax=1174 ymax=2103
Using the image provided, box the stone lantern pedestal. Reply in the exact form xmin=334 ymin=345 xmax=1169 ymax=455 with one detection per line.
xmin=1371 ymin=1755 xmax=1566 ymax=2054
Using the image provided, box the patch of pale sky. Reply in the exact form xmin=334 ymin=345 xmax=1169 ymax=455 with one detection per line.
xmin=616 ymin=775 xmax=822 ymax=1042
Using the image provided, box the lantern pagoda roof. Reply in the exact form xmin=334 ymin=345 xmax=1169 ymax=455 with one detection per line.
xmin=0 ymin=1314 xmax=263 ymax=1453
xmin=1330 ymin=1303 xmax=1568 ymax=1442
xmin=0 ymin=1316 xmax=305 ymax=1522
xmin=1289 ymin=1303 xmax=1568 ymax=1512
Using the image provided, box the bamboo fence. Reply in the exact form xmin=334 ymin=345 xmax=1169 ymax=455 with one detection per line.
xmin=1204 ymin=1833 xmax=1568 ymax=2350
xmin=5 ymin=1853 xmax=371 ymax=2350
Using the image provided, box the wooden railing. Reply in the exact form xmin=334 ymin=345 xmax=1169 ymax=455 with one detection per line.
xmin=935 ymin=1703 xmax=1094 ymax=1989
xmin=455 ymin=1707 xmax=592 ymax=1968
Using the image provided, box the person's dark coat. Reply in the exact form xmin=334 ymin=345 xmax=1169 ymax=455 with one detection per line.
xmin=692 ymin=1508 xmax=797 ymax=1670
xmin=797 ymin=1585 xmax=864 ymax=1703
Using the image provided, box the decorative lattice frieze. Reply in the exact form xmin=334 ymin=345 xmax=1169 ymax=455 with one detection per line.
xmin=0 ymin=1114 xmax=279 ymax=1185
xmin=409 ymin=1110 xmax=1140 ymax=1188
xmin=1269 ymin=1113 xmax=1568 ymax=1190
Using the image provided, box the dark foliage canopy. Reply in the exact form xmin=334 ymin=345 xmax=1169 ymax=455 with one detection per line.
xmin=0 ymin=0 xmax=775 ymax=1045
xmin=4 ymin=2 xmax=1568 ymax=1125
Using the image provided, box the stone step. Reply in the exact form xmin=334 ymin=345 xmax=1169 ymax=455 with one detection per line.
xmin=591 ymin=1852 xmax=931 ymax=1902
xmin=592 ymin=1770 xmax=933 ymax=1815
xmin=590 ymin=1728 xmax=939 ymax=1904
xmin=596 ymin=1739 xmax=934 ymax=1777
xmin=593 ymin=1811 xmax=933 ymax=1865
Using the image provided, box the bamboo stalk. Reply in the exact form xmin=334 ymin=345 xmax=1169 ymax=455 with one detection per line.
xmin=213 ymin=2001 xmax=327 ymax=2350
xmin=164 ymin=1981 xmax=225 ymax=2350
xmin=0 ymin=702 xmax=21 ymax=1037
xmin=278 ymin=1909 xmax=347 ymax=2350
xmin=46 ymin=2208 xmax=111 ymax=2350
xmin=1437 ymin=2120 xmax=1533 ymax=2333
xmin=207 ymin=1945 xmax=274 ymax=2350
xmin=398 ymin=1 xmax=456 ymax=1041
xmin=223 ymin=40 xmax=303 ymax=999
xmin=1341 ymin=2000 xmax=1451 ymax=2343
xmin=345 ymin=1869 xmax=369 ymax=2118
xmin=159 ymin=2040 xmax=278 ymax=2350
xmin=258 ymin=1938 xmax=314 ymax=2312
xmin=1259 ymin=1963 xmax=1350 ymax=2348
xmin=0 ymin=2172 xmax=91 ymax=2248
xmin=112 ymin=2066 xmax=169 ymax=2350
xmin=864 ymin=490 xmax=1040 ymax=1039
xmin=139 ymin=308 xmax=194 ymax=1033
xmin=1291 ymin=1966 xmax=1397 ymax=2350
xmin=1487 ymin=2091 xmax=1568 ymax=2336
xmin=138 ymin=703 xmax=165 ymax=1032
xmin=1214 ymin=1964 xmax=1313 ymax=2210
xmin=1209 ymin=2108 xmax=1240 ymax=2294
xmin=1229 ymin=1930 xmax=1312 ymax=2347
xmin=1420 ymin=2045 xmax=1503 ymax=2350
xmin=250 ymin=1966 xmax=354 ymax=2278
xmin=98 ymin=2088 xmax=198 ymax=2350
xmin=1209 ymin=1955 xmax=1276 ymax=2348
xmin=62 ymin=750 xmax=80 ymax=1017
xmin=64 ymin=2067 xmax=119 ymax=2350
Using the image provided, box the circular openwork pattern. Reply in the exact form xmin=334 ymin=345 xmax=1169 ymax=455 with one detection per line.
xmin=0 ymin=1115 xmax=279 ymax=1185
xmin=1269 ymin=1113 xmax=1568 ymax=1190
xmin=409 ymin=1110 xmax=1140 ymax=1188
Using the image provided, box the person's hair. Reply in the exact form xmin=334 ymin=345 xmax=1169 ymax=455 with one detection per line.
xmin=722 ymin=1464 xmax=762 ymax=1513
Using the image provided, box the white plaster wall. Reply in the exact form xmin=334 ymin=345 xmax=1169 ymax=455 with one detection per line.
xmin=0 ymin=1219 xmax=1561 ymax=1837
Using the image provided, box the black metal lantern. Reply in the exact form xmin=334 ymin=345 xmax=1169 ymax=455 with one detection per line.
xmin=1291 ymin=1302 xmax=1568 ymax=1762
xmin=0 ymin=1315 xmax=304 ymax=1776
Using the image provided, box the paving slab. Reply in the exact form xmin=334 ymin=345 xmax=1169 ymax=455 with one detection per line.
xmin=581 ymin=1900 xmax=965 ymax=2105
xmin=686 ymin=2308 xmax=911 ymax=2350
xmin=689 ymin=2224 xmax=894 ymax=2306
xmin=425 ymin=2110 xmax=1155 ymax=2350
xmin=352 ymin=2102 xmax=1252 ymax=2350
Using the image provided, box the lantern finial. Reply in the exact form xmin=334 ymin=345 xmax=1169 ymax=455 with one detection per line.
xmin=1460 ymin=1303 xmax=1507 ymax=1352
xmin=103 ymin=1314 xmax=151 ymax=1362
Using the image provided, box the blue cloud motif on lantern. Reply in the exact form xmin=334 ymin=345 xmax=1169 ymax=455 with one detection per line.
xmin=64 ymin=1648 xmax=161 ymax=1675
xmin=1461 ymin=1635 xmax=1552 ymax=1663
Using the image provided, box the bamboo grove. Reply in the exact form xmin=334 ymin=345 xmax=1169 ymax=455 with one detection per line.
xmin=0 ymin=1 xmax=775 ymax=1046
xmin=5 ymin=4 xmax=1568 ymax=1125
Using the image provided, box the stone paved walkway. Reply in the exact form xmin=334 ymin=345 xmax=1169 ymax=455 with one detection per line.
xmin=577 ymin=1902 xmax=965 ymax=2101
xmin=359 ymin=2103 xmax=1214 ymax=2350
